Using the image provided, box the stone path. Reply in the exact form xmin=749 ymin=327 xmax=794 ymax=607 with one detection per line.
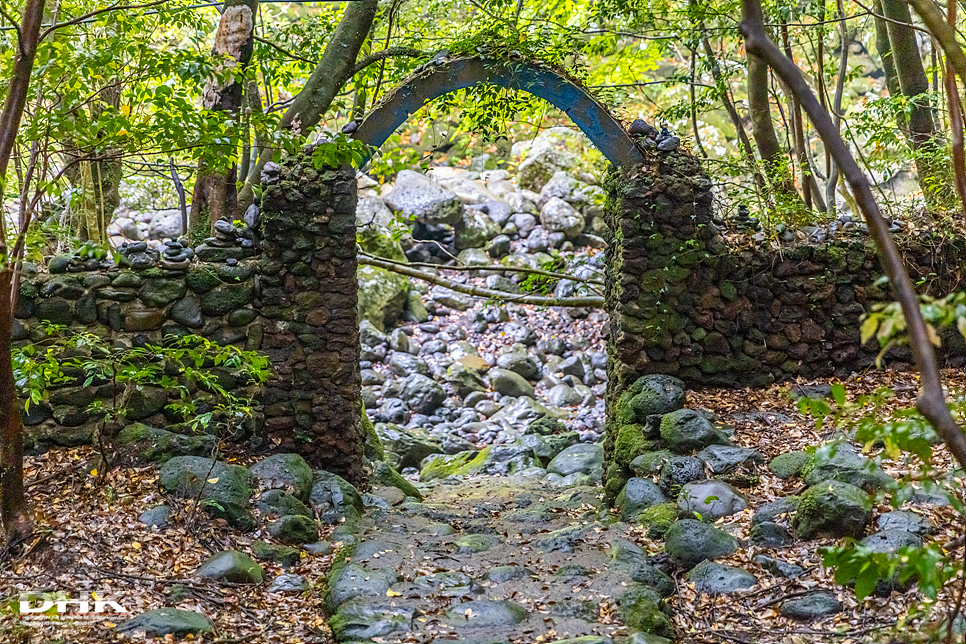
xmin=326 ymin=475 xmax=673 ymax=644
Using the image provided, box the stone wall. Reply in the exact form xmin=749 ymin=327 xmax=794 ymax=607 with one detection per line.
xmin=604 ymin=151 xmax=966 ymax=396
xmin=15 ymin=159 xmax=365 ymax=484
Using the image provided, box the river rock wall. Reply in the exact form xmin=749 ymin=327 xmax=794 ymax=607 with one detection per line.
xmin=16 ymin=160 xmax=365 ymax=484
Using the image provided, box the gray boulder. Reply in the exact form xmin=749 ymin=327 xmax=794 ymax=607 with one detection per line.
xmin=249 ymin=453 xmax=314 ymax=502
xmin=696 ymin=445 xmax=763 ymax=474
xmin=687 ymin=561 xmax=757 ymax=594
xmin=664 ymin=519 xmax=739 ymax=569
xmin=802 ymin=443 xmax=894 ymax=492
xmin=793 ymin=479 xmax=872 ymax=539
xmin=159 ymin=456 xmax=255 ymax=530
xmin=489 ymin=368 xmax=535 ymax=398
xmin=496 ymin=344 xmax=540 ymax=380
xmin=195 ymin=550 xmax=263 ymax=584
xmin=116 ymin=423 xmax=216 ymax=465
xmin=677 ymin=479 xmax=748 ymax=521
xmin=357 ymin=265 xmax=409 ymax=331
xmin=539 ymin=197 xmax=584 ymax=238
xmin=616 ymin=477 xmax=667 ymax=520
xmin=116 ymin=608 xmax=213 ymax=637
xmin=310 ymin=471 xmax=365 ymax=524
xmin=660 ymin=409 xmax=729 ymax=454
xmin=383 ymin=170 xmax=462 ymax=225
xmin=547 ymin=443 xmax=604 ymax=477
xmin=455 ymin=208 xmax=500 ymax=250
xmin=517 ymin=139 xmax=578 ymax=191
xmin=400 ymin=373 xmax=446 ymax=414
xmin=430 ymin=285 xmax=472 ymax=311
xmin=780 ymin=591 xmax=843 ymax=621
xmin=267 ymin=514 xmax=319 ymax=544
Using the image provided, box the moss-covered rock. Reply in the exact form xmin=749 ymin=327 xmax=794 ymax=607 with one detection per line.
xmin=251 ymin=540 xmax=301 ymax=567
xmin=371 ymin=460 xmax=422 ymax=501
xmin=116 ymin=423 xmax=216 ymax=464
xmin=361 ymin=406 xmax=385 ymax=462
xmin=637 ymin=502 xmax=680 ymax=539
xmin=794 ymin=479 xmax=872 ymax=539
xmin=614 ymin=424 xmax=653 ymax=468
xmin=419 ymin=447 xmax=488 ymax=481
xmin=267 ymin=514 xmax=319 ymax=544
xmin=309 ymin=471 xmax=365 ymax=525
xmin=801 ymin=443 xmax=893 ymax=492
xmin=249 ymin=453 xmax=314 ymax=502
xmin=357 ymin=265 xmax=409 ymax=332
xmin=769 ymin=451 xmax=808 ymax=479
xmin=617 ymin=587 xmax=673 ymax=638
xmin=660 ymin=409 xmax=729 ymax=454
xmin=630 ymin=450 xmax=673 ymax=477
xmin=664 ymin=518 xmax=739 ymax=569
xmin=159 ymin=456 xmax=256 ymax=530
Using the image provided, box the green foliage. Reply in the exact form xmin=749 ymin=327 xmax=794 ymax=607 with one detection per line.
xmin=860 ymin=292 xmax=966 ymax=366
xmin=310 ymin=133 xmax=374 ymax=170
xmin=15 ymin=324 xmax=271 ymax=437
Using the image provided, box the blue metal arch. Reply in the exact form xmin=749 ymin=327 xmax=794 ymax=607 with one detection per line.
xmin=351 ymin=56 xmax=645 ymax=170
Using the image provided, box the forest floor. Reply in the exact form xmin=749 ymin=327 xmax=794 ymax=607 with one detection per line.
xmin=0 ymin=369 xmax=963 ymax=643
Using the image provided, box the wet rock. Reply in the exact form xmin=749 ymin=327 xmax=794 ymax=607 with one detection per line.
xmin=780 ymin=591 xmax=843 ymax=620
xmin=116 ymin=608 xmax=213 ymax=637
xmin=660 ymin=409 xmax=729 ymax=454
xmin=250 ymin=453 xmax=314 ymax=501
xmin=802 ymin=443 xmax=893 ymax=492
xmin=750 ymin=521 xmax=795 ymax=547
xmin=195 ymin=550 xmax=263 ymax=584
xmin=794 ymin=479 xmax=872 ymax=539
xmin=687 ymin=561 xmax=757 ymax=594
xmin=617 ymin=587 xmax=673 ymax=638
xmin=677 ymin=479 xmax=748 ymax=521
xmin=547 ymin=443 xmax=604 ymax=477
xmin=664 ymin=519 xmax=739 ymax=569
xmin=629 ymin=564 xmax=675 ymax=598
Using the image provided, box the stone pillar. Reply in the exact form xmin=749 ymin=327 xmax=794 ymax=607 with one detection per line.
xmin=257 ymin=157 xmax=364 ymax=483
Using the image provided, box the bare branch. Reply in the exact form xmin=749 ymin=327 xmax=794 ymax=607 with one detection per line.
xmin=350 ymin=46 xmax=425 ymax=77
xmin=358 ymin=252 xmax=604 ymax=308
xmin=40 ymin=0 xmax=171 ymax=41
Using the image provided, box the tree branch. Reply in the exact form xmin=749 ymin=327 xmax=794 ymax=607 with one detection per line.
xmin=740 ymin=0 xmax=966 ymax=471
xmin=39 ymin=0 xmax=170 ymax=41
xmin=254 ymin=35 xmax=314 ymax=65
xmin=358 ymin=252 xmax=604 ymax=308
xmin=350 ymin=46 xmax=425 ymax=77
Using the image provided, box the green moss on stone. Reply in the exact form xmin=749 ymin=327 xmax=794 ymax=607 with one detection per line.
xmin=637 ymin=502 xmax=679 ymax=539
xmin=419 ymin=447 xmax=490 ymax=481
xmin=372 ymin=461 xmax=422 ymax=501
xmin=614 ymin=391 xmax=637 ymax=426
xmin=618 ymin=588 xmax=673 ymax=638
xmin=614 ymin=424 xmax=651 ymax=467
xmin=769 ymin=451 xmax=808 ymax=479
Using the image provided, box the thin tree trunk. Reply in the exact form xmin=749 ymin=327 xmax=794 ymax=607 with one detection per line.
xmin=827 ymin=0 xmax=849 ymax=216
xmin=0 ymin=0 xmax=45 ymax=546
xmin=740 ymin=0 xmax=966 ymax=472
xmin=747 ymin=50 xmax=804 ymax=213
xmin=943 ymin=0 xmax=966 ymax=215
xmin=689 ymin=49 xmax=708 ymax=158
xmin=236 ymin=0 xmax=378 ymax=212
xmin=701 ymin=35 xmax=763 ymax=185
xmin=880 ymin=0 xmax=952 ymax=210
xmin=189 ymin=0 xmax=258 ymax=240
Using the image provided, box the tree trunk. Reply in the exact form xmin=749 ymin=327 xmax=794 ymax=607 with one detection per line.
xmin=880 ymin=0 xmax=953 ymax=210
xmin=189 ymin=0 xmax=258 ymax=240
xmin=236 ymin=0 xmax=379 ymax=212
xmin=740 ymin=0 xmax=966 ymax=473
xmin=0 ymin=0 xmax=45 ymax=546
xmin=747 ymin=51 xmax=804 ymax=214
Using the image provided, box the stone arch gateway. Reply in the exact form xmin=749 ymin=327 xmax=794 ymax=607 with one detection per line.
xmin=349 ymin=56 xmax=645 ymax=170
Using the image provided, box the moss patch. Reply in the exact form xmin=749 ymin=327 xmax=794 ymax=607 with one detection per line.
xmin=614 ymin=424 xmax=651 ymax=467
xmin=637 ymin=502 xmax=679 ymax=539
xmin=419 ymin=447 xmax=490 ymax=481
